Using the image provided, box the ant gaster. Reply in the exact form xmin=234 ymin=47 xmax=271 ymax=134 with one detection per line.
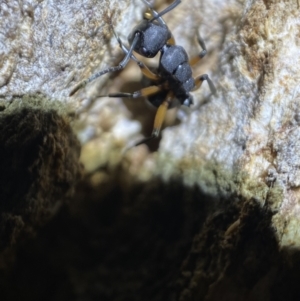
xmin=70 ymin=0 xmax=216 ymax=147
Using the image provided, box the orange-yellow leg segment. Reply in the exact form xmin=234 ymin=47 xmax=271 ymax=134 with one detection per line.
xmin=136 ymin=61 xmax=161 ymax=81
xmin=189 ymin=54 xmax=206 ymax=66
xmin=134 ymin=91 xmax=173 ymax=146
xmin=152 ymin=94 xmax=171 ymax=136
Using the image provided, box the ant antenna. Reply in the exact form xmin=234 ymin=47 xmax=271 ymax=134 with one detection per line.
xmin=69 ymin=27 xmax=141 ymax=96
xmin=149 ymin=0 xmax=181 ymax=22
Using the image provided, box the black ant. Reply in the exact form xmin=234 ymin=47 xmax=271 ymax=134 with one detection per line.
xmin=70 ymin=0 xmax=216 ymax=147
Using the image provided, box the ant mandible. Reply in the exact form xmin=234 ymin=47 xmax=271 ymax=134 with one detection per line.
xmin=70 ymin=0 xmax=216 ymax=147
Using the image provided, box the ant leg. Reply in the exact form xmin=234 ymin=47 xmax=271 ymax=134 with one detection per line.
xmin=189 ymin=32 xmax=207 ymax=66
xmin=134 ymin=91 xmax=173 ymax=147
xmin=69 ymin=32 xmax=142 ymax=96
xmin=98 ymin=85 xmax=163 ymax=98
xmin=193 ymin=74 xmax=216 ymax=95
xmin=142 ymin=0 xmax=167 ymax=26
xmin=150 ymin=0 xmax=181 ymax=22
xmin=126 ymin=53 xmax=160 ymax=80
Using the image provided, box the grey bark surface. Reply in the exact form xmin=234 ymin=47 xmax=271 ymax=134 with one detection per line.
xmin=1 ymin=0 xmax=300 ymax=300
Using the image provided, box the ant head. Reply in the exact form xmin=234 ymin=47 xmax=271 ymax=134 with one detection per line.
xmin=128 ymin=20 xmax=171 ymax=58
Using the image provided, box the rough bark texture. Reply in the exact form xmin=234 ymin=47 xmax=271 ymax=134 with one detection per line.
xmin=1 ymin=0 xmax=300 ymax=300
